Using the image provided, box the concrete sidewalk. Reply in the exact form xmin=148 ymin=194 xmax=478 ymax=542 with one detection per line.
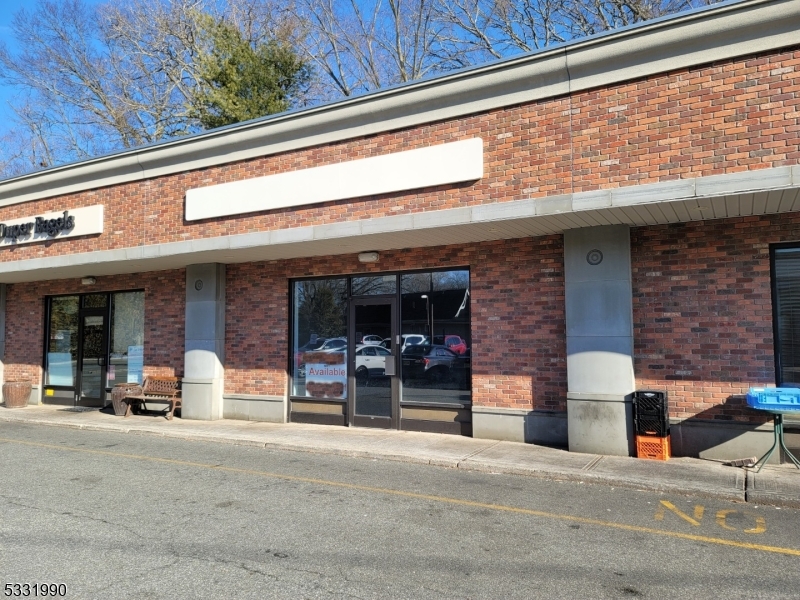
xmin=2 ymin=405 xmax=799 ymax=508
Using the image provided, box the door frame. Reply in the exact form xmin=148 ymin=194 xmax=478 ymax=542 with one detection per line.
xmin=75 ymin=307 xmax=110 ymax=407
xmin=44 ymin=290 xmax=147 ymax=407
xmin=348 ymin=296 xmax=399 ymax=429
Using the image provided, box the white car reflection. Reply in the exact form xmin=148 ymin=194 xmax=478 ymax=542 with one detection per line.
xmin=355 ymin=344 xmax=392 ymax=379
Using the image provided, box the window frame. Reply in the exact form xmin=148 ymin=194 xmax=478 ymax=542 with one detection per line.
xmin=287 ymin=267 xmax=471 ymax=403
xmin=42 ymin=289 xmax=145 ymax=393
xmin=770 ymin=242 xmax=800 ymax=386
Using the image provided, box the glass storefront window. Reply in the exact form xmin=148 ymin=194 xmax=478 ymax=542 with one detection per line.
xmin=110 ymin=291 xmax=145 ymax=385
xmin=46 ymin=296 xmax=80 ymax=386
xmin=83 ymin=294 xmax=107 ymax=308
xmin=45 ymin=291 xmax=145 ymax=391
xmin=292 ymin=279 xmax=348 ymax=398
xmin=400 ymin=270 xmax=471 ymax=405
xmin=352 ymin=275 xmax=397 ymax=296
xmin=290 ymin=270 xmax=470 ymax=405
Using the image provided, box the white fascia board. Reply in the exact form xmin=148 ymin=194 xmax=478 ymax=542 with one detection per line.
xmin=0 ymin=0 xmax=796 ymax=208
xmin=565 ymin=0 xmax=800 ymax=91
xmin=2 ymin=164 xmax=799 ymax=285
xmin=185 ymin=138 xmax=484 ymax=221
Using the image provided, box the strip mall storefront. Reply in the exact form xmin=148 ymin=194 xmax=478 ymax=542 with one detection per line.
xmin=1 ymin=0 xmax=799 ymax=460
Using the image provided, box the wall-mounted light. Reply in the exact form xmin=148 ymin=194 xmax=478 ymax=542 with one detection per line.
xmin=81 ymin=277 xmax=97 ymax=285
xmin=358 ymin=251 xmax=379 ymax=263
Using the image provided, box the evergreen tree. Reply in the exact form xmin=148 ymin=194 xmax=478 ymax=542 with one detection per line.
xmin=190 ymin=14 xmax=311 ymax=129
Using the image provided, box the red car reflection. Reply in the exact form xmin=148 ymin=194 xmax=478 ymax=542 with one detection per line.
xmin=434 ymin=335 xmax=468 ymax=355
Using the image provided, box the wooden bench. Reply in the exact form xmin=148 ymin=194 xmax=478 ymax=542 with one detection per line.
xmin=124 ymin=376 xmax=182 ymax=420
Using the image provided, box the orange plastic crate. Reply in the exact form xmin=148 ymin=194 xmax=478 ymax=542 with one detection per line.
xmin=636 ymin=434 xmax=671 ymax=461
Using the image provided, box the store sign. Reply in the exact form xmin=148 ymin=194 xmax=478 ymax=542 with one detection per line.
xmin=0 ymin=205 xmax=104 ymax=247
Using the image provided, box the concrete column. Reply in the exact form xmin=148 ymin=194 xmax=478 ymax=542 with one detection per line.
xmin=182 ymin=264 xmax=225 ymax=420
xmin=564 ymin=225 xmax=635 ymax=456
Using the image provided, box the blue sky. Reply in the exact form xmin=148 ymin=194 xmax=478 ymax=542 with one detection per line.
xmin=0 ymin=1 xmax=36 ymax=120
xmin=0 ymin=0 xmax=103 ymax=125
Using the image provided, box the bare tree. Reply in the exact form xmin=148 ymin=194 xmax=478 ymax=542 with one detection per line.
xmin=0 ymin=0 xmax=301 ymax=176
xmin=0 ymin=0 xmax=721 ymax=176
xmin=432 ymin=0 xmax=565 ymax=66
xmin=295 ymin=0 xmax=717 ymax=101
xmin=295 ymin=0 xmax=457 ymax=99
xmin=432 ymin=0 xmax=715 ymax=65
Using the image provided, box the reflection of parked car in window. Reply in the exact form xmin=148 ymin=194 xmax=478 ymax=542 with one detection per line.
xmin=433 ymin=335 xmax=468 ymax=355
xmin=355 ymin=344 xmax=392 ymax=379
xmin=401 ymin=345 xmax=458 ymax=382
xmin=318 ymin=337 xmax=347 ymax=351
xmin=394 ymin=334 xmax=429 ymax=353
xmin=295 ymin=337 xmax=327 ymax=369
xmin=383 ymin=334 xmax=429 ymax=352
xmin=296 ymin=337 xmax=345 ymax=377
xmin=380 ymin=334 xmax=434 ymax=352
xmin=360 ymin=335 xmax=384 ymax=345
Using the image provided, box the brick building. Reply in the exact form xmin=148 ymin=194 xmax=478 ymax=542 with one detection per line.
xmin=1 ymin=0 xmax=799 ymax=458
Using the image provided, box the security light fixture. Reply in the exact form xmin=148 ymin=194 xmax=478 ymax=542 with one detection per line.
xmin=81 ymin=277 xmax=97 ymax=285
xmin=358 ymin=251 xmax=379 ymax=263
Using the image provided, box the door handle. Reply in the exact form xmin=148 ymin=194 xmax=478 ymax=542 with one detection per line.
xmin=384 ymin=354 xmax=396 ymax=377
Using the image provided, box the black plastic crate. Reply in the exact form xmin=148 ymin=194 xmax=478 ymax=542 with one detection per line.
xmin=633 ymin=390 xmax=669 ymax=437
xmin=635 ymin=414 xmax=670 ymax=437
xmin=633 ymin=390 xmax=668 ymax=413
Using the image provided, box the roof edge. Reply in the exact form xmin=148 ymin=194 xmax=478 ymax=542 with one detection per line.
xmin=0 ymin=0 xmax=796 ymax=207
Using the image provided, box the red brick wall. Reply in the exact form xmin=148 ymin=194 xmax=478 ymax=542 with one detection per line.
xmin=11 ymin=210 xmax=800 ymax=420
xmin=3 ymin=270 xmax=185 ymax=386
xmin=631 ymin=213 xmax=800 ymax=423
xmin=225 ymin=237 xmax=567 ymax=411
xmin=0 ymin=48 xmax=797 ymax=264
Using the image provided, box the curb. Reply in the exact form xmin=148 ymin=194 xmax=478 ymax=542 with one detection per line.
xmin=0 ymin=413 xmax=787 ymax=508
xmin=745 ymin=471 xmax=800 ymax=509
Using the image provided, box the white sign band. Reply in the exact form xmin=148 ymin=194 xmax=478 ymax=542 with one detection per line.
xmin=185 ymin=138 xmax=484 ymax=221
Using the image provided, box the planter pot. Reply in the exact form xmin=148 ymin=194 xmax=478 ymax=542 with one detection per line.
xmin=2 ymin=381 xmax=32 ymax=408
xmin=111 ymin=383 xmax=142 ymax=416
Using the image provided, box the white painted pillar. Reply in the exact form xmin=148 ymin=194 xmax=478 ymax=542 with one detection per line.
xmin=182 ymin=264 xmax=226 ymax=420
xmin=564 ymin=225 xmax=635 ymax=456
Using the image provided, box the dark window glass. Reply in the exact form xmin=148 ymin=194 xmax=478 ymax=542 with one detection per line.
xmin=292 ymin=278 xmax=348 ymax=398
xmin=400 ymin=270 xmax=470 ymax=405
xmin=774 ymin=248 xmax=800 ymax=386
xmin=83 ymin=294 xmax=108 ymax=308
xmin=46 ymin=296 xmax=79 ymax=386
xmin=352 ymin=275 xmax=397 ymax=296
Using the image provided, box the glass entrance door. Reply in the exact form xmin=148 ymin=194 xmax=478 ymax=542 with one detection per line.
xmin=77 ymin=310 xmax=108 ymax=407
xmin=350 ymin=299 xmax=397 ymax=429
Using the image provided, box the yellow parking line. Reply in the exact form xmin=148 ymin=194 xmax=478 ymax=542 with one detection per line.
xmin=3 ymin=436 xmax=799 ymax=557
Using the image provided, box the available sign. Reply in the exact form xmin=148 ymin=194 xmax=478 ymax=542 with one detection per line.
xmin=303 ymin=351 xmax=347 ymax=399
xmin=0 ymin=205 xmax=103 ymax=247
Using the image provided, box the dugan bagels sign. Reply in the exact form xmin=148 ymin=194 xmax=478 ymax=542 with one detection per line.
xmin=0 ymin=205 xmax=103 ymax=247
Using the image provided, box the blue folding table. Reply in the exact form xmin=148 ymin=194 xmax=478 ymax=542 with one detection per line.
xmin=746 ymin=388 xmax=800 ymax=473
